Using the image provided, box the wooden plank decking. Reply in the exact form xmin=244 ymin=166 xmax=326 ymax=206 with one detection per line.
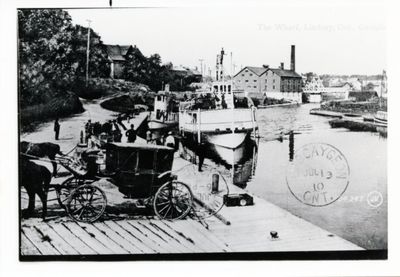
xmin=20 ymin=155 xmax=363 ymax=256
xmin=21 ymin=218 xmax=230 ymax=255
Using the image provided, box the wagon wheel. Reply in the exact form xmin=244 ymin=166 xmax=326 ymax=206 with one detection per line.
xmin=66 ymin=184 xmax=107 ymax=223
xmin=153 ymin=181 xmax=193 ymax=220
xmin=56 ymin=177 xmax=84 ymax=209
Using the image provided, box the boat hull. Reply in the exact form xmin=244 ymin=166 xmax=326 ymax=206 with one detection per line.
xmin=206 ymin=132 xmax=248 ymax=149
xmin=209 ymin=139 xmax=245 ymax=165
xmin=180 ymin=132 xmax=255 ymax=167
xmin=374 ymin=111 xmax=387 ymax=126
xmin=148 ymin=120 xmax=178 ymax=130
xmin=374 ymin=118 xmax=387 ymax=126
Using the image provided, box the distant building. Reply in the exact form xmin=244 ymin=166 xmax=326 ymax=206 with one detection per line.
xmin=233 ymin=45 xmax=302 ymax=102
xmin=172 ymin=65 xmax=203 ymax=83
xmin=104 ymin=44 xmax=134 ymax=79
xmin=322 ymin=83 xmax=352 ymax=101
xmin=233 ymin=66 xmax=269 ymax=94
xmin=362 ymin=80 xmax=386 ymax=97
xmin=347 ymin=78 xmax=362 ymax=91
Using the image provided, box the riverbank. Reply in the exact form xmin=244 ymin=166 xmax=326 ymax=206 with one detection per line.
xmin=258 ymin=102 xmax=300 ymax=109
xmin=321 ymin=99 xmax=387 ymax=115
xmin=309 ymin=108 xmax=343 ymax=118
xmin=309 ymin=108 xmax=387 ymax=134
xmin=20 ymin=78 xmax=151 ymax=132
xmin=20 ymin=92 xmax=84 ymax=133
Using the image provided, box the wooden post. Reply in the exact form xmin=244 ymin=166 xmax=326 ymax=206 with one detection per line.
xmin=197 ymin=108 xmax=201 ymax=143
xmin=212 ymin=174 xmax=219 ymax=193
xmin=251 ymin=107 xmax=256 ymax=138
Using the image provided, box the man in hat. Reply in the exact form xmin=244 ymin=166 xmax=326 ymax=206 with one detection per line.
xmin=125 ymin=124 xmax=137 ymax=143
xmin=54 ymin=118 xmax=60 ymax=140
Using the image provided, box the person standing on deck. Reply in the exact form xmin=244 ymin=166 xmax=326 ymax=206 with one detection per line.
xmin=85 ymin=120 xmax=92 ymax=142
xmin=113 ymin=129 xmax=122 ymax=142
xmin=126 ymin=124 xmax=137 ymax=143
xmin=54 ymin=118 xmax=60 ymax=140
xmin=221 ymin=94 xmax=227 ymax=109
xmin=102 ymin=120 xmax=112 ymax=135
xmin=112 ymin=120 xmax=120 ymax=132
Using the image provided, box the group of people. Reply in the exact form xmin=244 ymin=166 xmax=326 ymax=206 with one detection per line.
xmin=146 ymin=130 xmax=175 ymax=149
xmin=84 ymin=116 xmax=137 ymax=145
xmin=191 ymin=93 xmax=232 ymax=110
xmin=55 ymin=112 xmax=175 ymax=149
xmin=189 ymin=93 xmax=252 ymax=111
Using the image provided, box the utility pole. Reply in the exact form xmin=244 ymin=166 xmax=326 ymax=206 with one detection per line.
xmin=86 ymin=19 xmax=92 ymax=87
xmin=230 ymin=52 xmax=233 ymax=77
xmin=199 ymin=59 xmax=204 ymax=76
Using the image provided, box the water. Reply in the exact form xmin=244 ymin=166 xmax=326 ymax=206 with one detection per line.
xmin=193 ymin=104 xmax=387 ymax=250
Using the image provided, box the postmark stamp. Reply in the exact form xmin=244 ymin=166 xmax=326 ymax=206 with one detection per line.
xmin=367 ymin=191 xmax=384 ymax=208
xmin=286 ymin=143 xmax=350 ymax=207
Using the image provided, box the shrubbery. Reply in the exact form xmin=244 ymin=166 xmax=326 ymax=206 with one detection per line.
xmin=20 ymin=92 xmax=83 ymax=132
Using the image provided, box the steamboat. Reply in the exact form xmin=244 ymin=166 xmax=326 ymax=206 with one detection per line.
xmin=179 ymin=48 xmax=258 ymax=165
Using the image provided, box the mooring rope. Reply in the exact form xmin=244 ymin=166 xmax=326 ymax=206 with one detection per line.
xmin=63 ymin=144 xmax=78 ymax=156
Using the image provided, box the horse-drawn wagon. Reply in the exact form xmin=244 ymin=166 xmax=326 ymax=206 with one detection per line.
xmin=44 ymin=142 xmax=194 ymax=223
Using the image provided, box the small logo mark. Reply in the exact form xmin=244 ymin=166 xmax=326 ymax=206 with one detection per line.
xmin=367 ymin=191 xmax=383 ymax=208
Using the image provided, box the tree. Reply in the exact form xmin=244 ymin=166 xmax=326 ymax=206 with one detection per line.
xmin=70 ymin=24 xmax=110 ymax=79
xmin=18 ymin=9 xmax=77 ymax=106
xmin=123 ymin=46 xmax=147 ymax=83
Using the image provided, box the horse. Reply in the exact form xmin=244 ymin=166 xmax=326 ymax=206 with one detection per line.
xmin=20 ymin=158 xmax=52 ymax=219
xmin=20 ymin=141 xmax=63 ymax=176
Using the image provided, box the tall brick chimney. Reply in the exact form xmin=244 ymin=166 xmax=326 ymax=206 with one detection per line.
xmin=290 ymin=45 xmax=295 ymax=72
xmin=280 ymin=62 xmax=284 ymax=70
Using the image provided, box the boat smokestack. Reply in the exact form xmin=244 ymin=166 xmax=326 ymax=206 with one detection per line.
xmin=290 ymin=45 xmax=295 ymax=72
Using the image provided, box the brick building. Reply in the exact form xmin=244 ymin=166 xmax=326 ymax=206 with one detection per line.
xmin=233 ymin=45 xmax=302 ymax=98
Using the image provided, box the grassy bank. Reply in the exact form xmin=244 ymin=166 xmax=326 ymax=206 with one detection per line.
xmin=262 ymin=97 xmax=292 ymax=106
xmin=329 ymin=118 xmax=377 ymax=132
xmin=20 ymin=92 xmax=84 ymax=132
xmin=73 ymin=78 xmax=151 ymax=100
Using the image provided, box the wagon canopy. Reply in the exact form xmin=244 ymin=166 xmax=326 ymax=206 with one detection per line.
xmin=105 ymin=142 xmax=174 ymax=173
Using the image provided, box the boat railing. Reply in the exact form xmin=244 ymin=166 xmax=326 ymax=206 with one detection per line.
xmin=179 ymin=108 xmax=257 ymax=133
xmin=150 ymin=111 xmax=179 ymax=122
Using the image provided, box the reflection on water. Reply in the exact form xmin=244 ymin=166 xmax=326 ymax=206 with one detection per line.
xmin=180 ymin=135 xmax=259 ymax=189
xmin=180 ymin=103 xmax=387 ymax=250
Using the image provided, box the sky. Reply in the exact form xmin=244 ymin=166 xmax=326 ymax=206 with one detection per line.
xmin=67 ymin=2 xmax=386 ymax=76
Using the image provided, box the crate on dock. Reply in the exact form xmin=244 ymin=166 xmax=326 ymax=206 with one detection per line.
xmin=223 ymin=193 xmax=254 ymax=207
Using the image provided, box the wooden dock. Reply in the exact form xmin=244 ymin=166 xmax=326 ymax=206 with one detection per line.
xmin=20 ymin=156 xmax=363 ymax=256
xmin=309 ymin=108 xmax=343 ymax=118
